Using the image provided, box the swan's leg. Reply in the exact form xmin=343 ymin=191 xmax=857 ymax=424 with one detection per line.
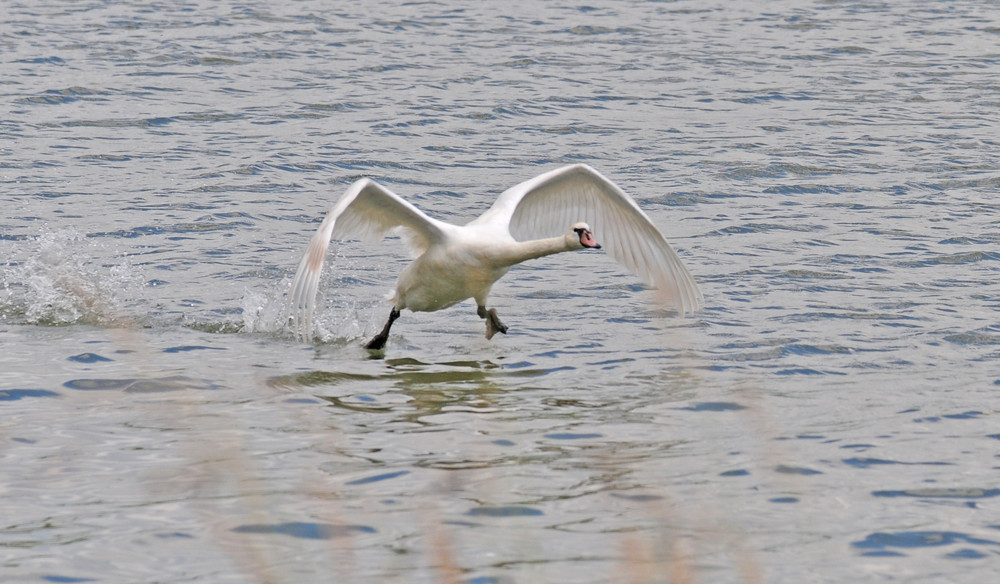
xmin=477 ymin=305 xmax=508 ymax=340
xmin=365 ymin=307 xmax=400 ymax=350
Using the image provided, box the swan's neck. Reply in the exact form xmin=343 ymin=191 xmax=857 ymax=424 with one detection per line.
xmin=497 ymin=236 xmax=573 ymax=267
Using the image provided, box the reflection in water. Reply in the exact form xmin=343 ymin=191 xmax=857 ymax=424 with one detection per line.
xmin=63 ymin=375 xmax=219 ymax=393
xmin=268 ymin=358 xmax=519 ymax=419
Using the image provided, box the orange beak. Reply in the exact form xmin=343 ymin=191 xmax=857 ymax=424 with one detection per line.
xmin=578 ymin=228 xmax=601 ymax=249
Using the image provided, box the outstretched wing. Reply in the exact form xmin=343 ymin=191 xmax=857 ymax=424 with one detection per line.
xmin=287 ymin=178 xmax=446 ymax=341
xmin=473 ymin=164 xmax=702 ymax=313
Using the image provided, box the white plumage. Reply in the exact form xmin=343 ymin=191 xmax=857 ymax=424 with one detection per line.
xmin=287 ymin=164 xmax=702 ymax=348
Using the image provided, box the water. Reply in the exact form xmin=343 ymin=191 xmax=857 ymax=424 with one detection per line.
xmin=3 ymin=1 xmax=1000 ymax=582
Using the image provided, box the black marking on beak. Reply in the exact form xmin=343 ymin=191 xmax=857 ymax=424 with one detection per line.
xmin=574 ymin=227 xmax=602 ymax=249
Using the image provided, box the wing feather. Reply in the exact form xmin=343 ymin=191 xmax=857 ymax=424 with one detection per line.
xmin=475 ymin=164 xmax=702 ymax=313
xmin=286 ymin=179 xmax=446 ymax=341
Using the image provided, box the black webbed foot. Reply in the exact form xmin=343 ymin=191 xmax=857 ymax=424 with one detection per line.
xmin=478 ymin=305 xmax=508 ymax=340
xmin=365 ymin=307 xmax=400 ymax=350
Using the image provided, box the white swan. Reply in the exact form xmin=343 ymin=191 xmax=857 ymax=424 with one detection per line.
xmin=287 ymin=164 xmax=702 ymax=349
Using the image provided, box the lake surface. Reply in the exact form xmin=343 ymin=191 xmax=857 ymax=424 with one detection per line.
xmin=3 ymin=1 xmax=1000 ymax=582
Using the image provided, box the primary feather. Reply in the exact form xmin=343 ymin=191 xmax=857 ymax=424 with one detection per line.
xmin=474 ymin=164 xmax=702 ymax=312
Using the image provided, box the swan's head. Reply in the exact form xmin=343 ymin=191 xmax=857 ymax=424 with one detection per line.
xmin=569 ymin=222 xmax=601 ymax=250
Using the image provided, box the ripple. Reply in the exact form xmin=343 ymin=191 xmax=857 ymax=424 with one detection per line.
xmin=466 ymin=506 xmax=544 ymax=518
xmin=779 ymin=269 xmax=850 ymax=280
xmin=679 ymin=401 xmax=747 ymax=412
xmin=345 ymin=470 xmax=411 ymax=485
xmin=904 ymin=251 xmax=1000 ymax=268
xmin=0 ymin=389 xmax=60 ymax=401
xmin=609 ymin=493 xmax=665 ymax=502
xmin=781 ymin=343 xmax=852 ymax=356
xmin=63 ymin=376 xmax=218 ymax=393
xmin=913 ymin=411 xmax=986 ymax=423
xmin=762 ymin=184 xmax=845 ymax=195
xmin=708 ymin=222 xmax=823 ymax=236
xmin=943 ymin=330 xmax=1000 ymax=346
xmin=842 ymin=458 xmax=952 ymax=469
xmin=774 ymin=465 xmax=822 ymax=476
xmin=14 ymin=86 xmax=112 ymax=106
xmin=162 ymin=345 xmax=226 ymax=353
xmin=873 ymin=488 xmax=1000 ymax=499
xmin=775 ymin=368 xmax=846 ymax=376
xmin=730 ymin=91 xmax=816 ymax=104
xmin=543 ymin=433 xmax=604 ymax=440
xmin=67 ymin=353 xmax=113 ymax=363
xmin=231 ymin=522 xmax=376 ymax=539
xmin=853 ymin=531 xmax=1000 ymax=554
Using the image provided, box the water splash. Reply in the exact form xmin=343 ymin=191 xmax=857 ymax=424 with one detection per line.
xmin=1 ymin=229 xmax=144 ymax=326
xmin=312 ymin=297 xmax=372 ymax=344
xmin=240 ymin=285 xmax=288 ymax=335
xmin=239 ymin=282 xmax=370 ymax=342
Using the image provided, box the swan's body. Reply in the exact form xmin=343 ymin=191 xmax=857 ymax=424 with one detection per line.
xmin=287 ymin=164 xmax=702 ymax=348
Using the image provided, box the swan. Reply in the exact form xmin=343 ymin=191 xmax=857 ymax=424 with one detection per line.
xmin=287 ymin=164 xmax=702 ymax=349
